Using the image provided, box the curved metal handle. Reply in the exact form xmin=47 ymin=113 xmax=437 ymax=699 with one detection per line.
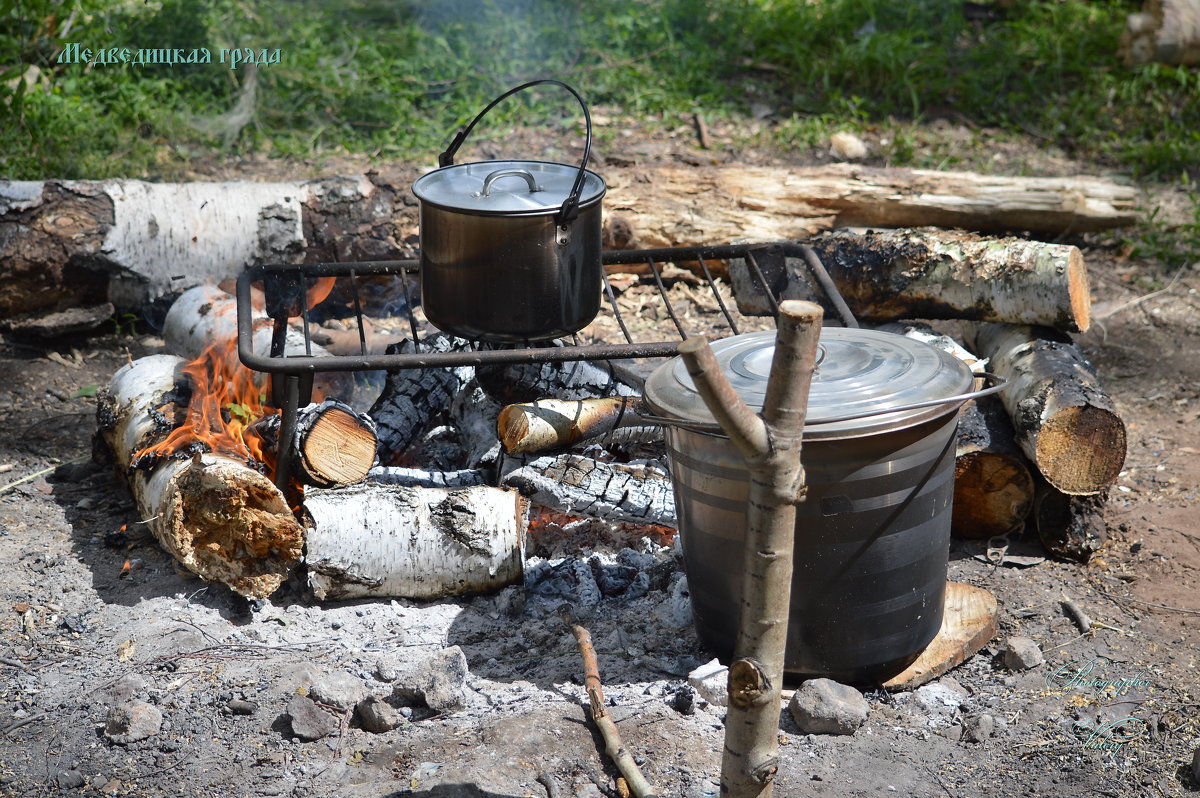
xmin=639 ymin=372 xmax=1008 ymax=433
xmin=476 ymin=169 xmax=542 ymax=198
xmin=437 ymin=79 xmax=593 ymax=225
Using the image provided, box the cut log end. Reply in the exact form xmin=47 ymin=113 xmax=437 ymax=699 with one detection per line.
xmin=952 ymin=452 xmax=1036 ymax=539
xmin=1035 ymin=406 xmax=1127 ymax=495
xmin=1067 ymin=247 xmax=1091 ymax=333
xmin=164 ymin=459 xmax=304 ymax=599
xmin=300 ymin=406 xmax=377 ymax=487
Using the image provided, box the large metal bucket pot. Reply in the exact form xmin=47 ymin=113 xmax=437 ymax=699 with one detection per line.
xmin=644 ymin=328 xmax=1004 ymax=684
xmin=412 ymin=80 xmax=606 ymax=342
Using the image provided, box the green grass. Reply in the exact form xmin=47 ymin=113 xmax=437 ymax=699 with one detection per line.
xmin=2 ymin=0 xmax=1198 ymax=183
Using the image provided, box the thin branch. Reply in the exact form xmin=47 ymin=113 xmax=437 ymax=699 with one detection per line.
xmin=569 ymin=623 xmax=658 ymax=798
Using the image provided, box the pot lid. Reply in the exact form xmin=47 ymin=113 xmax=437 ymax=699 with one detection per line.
xmin=644 ymin=328 xmax=974 ymax=439
xmin=412 ymin=159 xmax=606 ymax=215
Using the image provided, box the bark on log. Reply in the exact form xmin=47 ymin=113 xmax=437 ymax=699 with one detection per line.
xmin=952 ymin=397 xmax=1036 ymax=539
xmin=966 ymin=323 xmax=1126 ymax=495
xmin=96 ymin=354 xmax=303 ymax=598
xmin=366 ymin=467 xmax=487 ymax=489
xmin=0 ymin=166 xmax=1135 ymax=317
xmin=1033 ymin=480 xmax=1108 ymax=563
xmin=449 ymin=382 xmax=504 ymax=470
xmin=1120 ymin=0 xmax=1200 ymax=65
xmin=732 ymin=229 xmax=1091 ymax=332
xmin=475 ymin=355 xmax=642 ymax=405
xmin=497 ymin=396 xmax=651 ymax=455
xmin=303 ymin=483 xmax=526 ymax=600
xmin=500 ymin=454 xmax=676 ymax=528
xmin=162 ymin=283 xmax=353 ymax=403
xmin=368 ymin=334 xmax=475 ymax=463
xmin=252 ymin=400 xmax=377 ymax=487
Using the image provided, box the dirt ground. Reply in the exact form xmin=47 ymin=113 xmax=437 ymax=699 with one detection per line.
xmin=1 ymin=124 xmax=1199 ymax=798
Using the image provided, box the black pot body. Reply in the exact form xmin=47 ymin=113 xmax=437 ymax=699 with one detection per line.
xmin=418 ymin=198 xmax=603 ymax=342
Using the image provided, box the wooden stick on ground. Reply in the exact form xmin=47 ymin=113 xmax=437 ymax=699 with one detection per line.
xmin=679 ymin=299 xmax=824 ymax=798
xmin=569 ymin=622 xmax=659 ymax=798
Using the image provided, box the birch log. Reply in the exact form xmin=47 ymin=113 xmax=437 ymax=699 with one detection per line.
xmin=501 ymin=454 xmax=677 ymax=528
xmin=303 ymin=483 xmax=526 ymax=600
xmin=732 ymin=229 xmax=1091 ymax=332
xmin=1120 ymin=0 xmax=1200 ymax=65
xmin=96 ymin=354 xmax=304 ymax=598
xmin=966 ymin=323 xmax=1126 ymax=495
xmin=252 ymin=400 xmax=377 ymax=487
xmin=497 ymin=396 xmax=651 ymax=455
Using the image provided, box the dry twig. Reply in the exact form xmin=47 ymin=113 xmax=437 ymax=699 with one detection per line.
xmin=569 ymin=622 xmax=658 ymax=798
xmin=1060 ymin=594 xmax=1093 ymax=634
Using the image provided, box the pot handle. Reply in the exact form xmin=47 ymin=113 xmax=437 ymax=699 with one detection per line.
xmin=477 ymin=169 xmax=542 ymax=197
xmin=639 ymin=371 xmax=1009 ymax=433
xmin=437 ymin=79 xmax=593 ymax=225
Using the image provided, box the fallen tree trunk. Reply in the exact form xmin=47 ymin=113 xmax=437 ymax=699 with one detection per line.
xmin=966 ymin=323 xmax=1126 ymax=495
xmin=732 ymin=229 xmax=1092 ymax=332
xmin=0 ymin=166 xmax=1136 ymax=317
xmin=501 ymin=454 xmax=676 ymax=528
xmin=303 ymin=483 xmax=526 ymax=600
xmin=96 ymin=354 xmax=304 ymax=598
xmin=1120 ymin=0 xmax=1200 ymax=65
xmin=252 ymin=400 xmax=377 ymax=488
xmin=952 ymin=397 xmax=1036 ymax=539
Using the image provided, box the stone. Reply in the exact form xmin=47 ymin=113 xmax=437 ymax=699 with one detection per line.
xmin=374 ymin=660 xmax=399 ymax=683
xmin=286 ymin=695 xmax=338 ymax=741
xmin=914 ymin=683 xmax=967 ymax=717
xmin=788 ymin=679 xmax=869 ymax=736
xmin=669 ymin=684 xmax=696 ymax=716
xmin=226 ymin=699 xmax=258 ymax=716
xmin=687 ymin=659 xmax=728 ymax=708
xmin=308 ymin=671 xmax=370 ymax=711
xmin=830 ymin=131 xmax=868 ymax=160
xmin=965 ymin=713 xmax=996 ymax=743
xmin=1003 ymin=636 xmax=1045 ymax=671
xmin=357 ymin=695 xmax=401 ymax=733
xmin=104 ymin=702 xmax=163 ymax=744
xmin=55 ymin=770 xmax=85 ymax=789
xmin=394 ymin=646 xmax=470 ymax=712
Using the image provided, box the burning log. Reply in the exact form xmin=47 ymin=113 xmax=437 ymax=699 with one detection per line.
xmin=1120 ymin=0 xmax=1200 ymax=65
xmin=303 ymin=483 xmax=526 ymax=600
xmin=497 ymin=396 xmax=658 ymax=455
xmin=449 ymin=382 xmax=505 ymax=470
xmin=367 ymin=467 xmax=486 ymax=489
xmin=369 ymin=334 xmax=475 ymax=462
xmin=731 ymin=229 xmax=1092 ymax=332
xmin=1033 ymin=481 xmax=1108 ymax=563
xmin=953 ymin=397 xmax=1036 ymax=539
xmin=501 ymin=454 xmax=676 ymax=528
xmin=475 ymin=355 xmax=642 ymax=405
xmin=252 ymin=400 xmax=377 ymax=488
xmin=163 ymin=284 xmax=352 ymax=403
xmin=966 ymin=323 xmax=1126 ymax=496
xmin=96 ymin=354 xmax=303 ymax=598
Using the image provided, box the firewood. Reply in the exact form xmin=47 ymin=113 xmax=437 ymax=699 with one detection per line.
xmin=500 ymin=454 xmax=676 ymax=528
xmin=96 ymin=354 xmax=303 ymax=598
xmin=252 ymin=400 xmax=376 ymax=488
xmin=303 ymin=483 xmax=526 ymax=600
xmin=1 ymin=168 xmax=1135 ymax=317
xmin=966 ymin=323 xmax=1126 ymax=495
xmin=497 ymin=396 xmax=655 ymax=455
xmin=366 ymin=467 xmax=486 ymax=489
xmin=1120 ymin=0 xmax=1200 ymax=65
xmin=368 ymin=333 xmax=475 ymax=462
xmin=162 ymin=284 xmax=352 ymax=403
xmin=952 ymin=396 xmax=1036 ymax=539
xmin=449 ymin=382 xmax=504 ymax=470
xmin=475 ymin=354 xmax=642 ymax=405
xmin=1033 ymin=479 xmax=1108 ymax=563
xmin=731 ymin=229 xmax=1092 ymax=332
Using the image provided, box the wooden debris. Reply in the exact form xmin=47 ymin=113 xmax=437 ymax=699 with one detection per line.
xmin=881 ymin=582 xmax=999 ymax=691
xmin=304 ymin=483 xmax=526 ymax=601
xmin=1033 ymin=480 xmax=1108 ymax=563
xmin=1060 ymin=594 xmax=1093 ymax=635
xmin=366 ymin=466 xmax=486 ymax=489
xmin=253 ymin=400 xmax=377 ymax=488
xmin=501 ymin=454 xmax=676 ymax=528
xmin=96 ymin=354 xmax=303 ymax=599
xmin=731 ymin=229 xmax=1092 ymax=332
xmin=497 ymin=396 xmax=651 ymax=455
xmin=952 ymin=397 xmax=1036 ymax=539
xmin=475 ymin=356 xmax=642 ymax=405
xmin=3 ymin=303 xmax=115 ymax=337
xmin=570 ymin=622 xmax=659 ymax=798
xmin=967 ymin=323 xmax=1126 ymax=495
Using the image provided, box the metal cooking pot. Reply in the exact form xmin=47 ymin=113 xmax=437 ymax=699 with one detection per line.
xmin=643 ymin=327 xmax=1005 ymax=684
xmin=412 ymin=80 xmax=606 ymax=342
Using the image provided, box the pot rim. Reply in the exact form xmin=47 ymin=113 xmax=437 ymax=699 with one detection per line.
xmin=412 ymin=159 xmax=606 ymax=218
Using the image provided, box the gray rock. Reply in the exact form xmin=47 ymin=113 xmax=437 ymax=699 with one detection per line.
xmin=100 ymin=674 xmax=149 ymax=706
xmin=286 ymin=695 xmax=338 ymax=741
xmin=226 ymin=699 xmax=258 ymax=716
xmin=308 ymin=671 xmax=369 ymax=711
xmin=788 ymin=678 xmax=868 ymax=735
xmin=1003 ymin=636 xmax=1045 ymax=671
xmin=104 ymin=702 xmax=163 ymax=744
xmin=394 ymin=646 xmax=469 ymax=713
xmin=374 ymin=660 xmax=399 ymax=683
xmin=965 ymin=713 xmax=996 ymax=743
xmin=357 ymin=695 xmax=401 ymax=733
xmin=687 ymin=659 xmax=728 ymax=708
xmin=55 ymin=770 xmax=85 ymax=789
xmin=914 ymin=683 xmax=967 ymax=717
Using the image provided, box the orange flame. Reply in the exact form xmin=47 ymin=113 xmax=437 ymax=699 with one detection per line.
xmin=307 ymin=276 xmax=336 ymax=309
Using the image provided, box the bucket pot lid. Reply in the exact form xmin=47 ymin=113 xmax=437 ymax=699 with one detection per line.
xmin=644 ymin=328 xmax=974 ymax=440
xmin=412 ymin=159 xmax=606 ymax=215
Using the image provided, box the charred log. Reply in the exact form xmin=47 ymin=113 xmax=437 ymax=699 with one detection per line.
xmin=501 ymin=454 xmax=676 ymax=528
